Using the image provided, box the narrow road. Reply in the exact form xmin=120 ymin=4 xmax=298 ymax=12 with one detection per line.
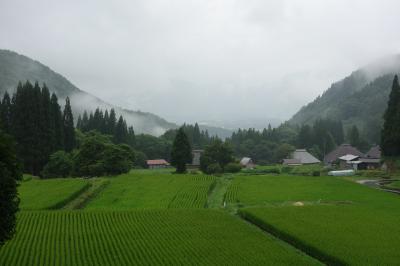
xmin=357 ymin=179 xmax=400 ymax=195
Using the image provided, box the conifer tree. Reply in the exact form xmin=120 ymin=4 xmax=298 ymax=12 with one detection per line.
xmin=348 ymin=125 xmax=360 ymax=148
xmin=108 ymin=108 xmax=117 ymax=134
xmin=0 ymin=131 xmax=21 ymax=245
xmin=171 ymin=127 xmax=192 ymax=173
xmin=50 ymin=93 xmax=64 ymax=151
xmin=0 ymin=92 xmax=12 ymax=134
xmin=63 ymin=97 xmax=75 ymax=152
xmin=38 ymin=84 xmax=53 ymax=171
xmin=114 ymin=116 xmax=128 ymax=144
xmin=381 ymin=75 xmax=400 ymax=156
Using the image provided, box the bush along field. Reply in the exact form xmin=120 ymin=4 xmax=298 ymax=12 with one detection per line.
xmin=7 ymin=167 xmax=400 ymax=265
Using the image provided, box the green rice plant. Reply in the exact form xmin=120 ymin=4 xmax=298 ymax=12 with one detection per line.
xmin=85 ymin=171 xmax=215 ymax=209
xmin=239 ymin=205 xmax=400 ymax=265
xmin=225 ymin=174 xmax=400 ymax=207
xmin=0 ymin=210 xmax=319 ymax=266
xmin=18 ymin=178 xmax=90 ymax=210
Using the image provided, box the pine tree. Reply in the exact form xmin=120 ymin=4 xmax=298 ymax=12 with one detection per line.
xmin=0 ymin=131 xmax=22 ymax=245
xmin=38 ymin=84 xmax=53 ymax=171
xmin=114 ymin=116 xmax=128 ymax=144
xmin=81 ymin=111 xmax=89 ymax=132
xmin=63 ymin=97 xmax=75 ymax=152
xmin=50 ymin=93 xmax=64 ymax=150
xmin=108 ymin=109 xmax=117 ymax=134
xmin=348 ymin=125 xmax=360 ymax=148
xmin=381 ymin=75 xmax=400 ymax=156
xmin=171 ymin=127 xmax=192 ymax=173
xmin=0 ymin=92 xmax=12 ymax=133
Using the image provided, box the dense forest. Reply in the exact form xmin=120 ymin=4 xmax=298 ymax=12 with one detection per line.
xmin=0 ymin=78 xmax=385 ymax=177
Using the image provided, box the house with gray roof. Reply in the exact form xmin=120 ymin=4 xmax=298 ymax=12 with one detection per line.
xmin=324 ymin=144 xmax=364 ymax=165
xmin=240 ymin=157 xmax=255 ymax=168
xmin=291 ymin=149 xmax=321 ymax=164
xmin=366 ymin=145 xmax=381 ymax=159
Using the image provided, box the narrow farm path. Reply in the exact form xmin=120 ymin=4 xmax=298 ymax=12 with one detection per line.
xmin=207 ymin=175 xmax=233 ymax=208
xmin=63 ymin=178 xmax=110 ymax=209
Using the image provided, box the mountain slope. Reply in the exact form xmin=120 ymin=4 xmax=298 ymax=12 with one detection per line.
xmin=0 ymin=50 xmax=177 ymax=135
xmin=289 ymin=55 xmax=400 ymax=143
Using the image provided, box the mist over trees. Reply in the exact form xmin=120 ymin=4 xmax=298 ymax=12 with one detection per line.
xmin=0 ymin=81 xmax=75 ymax=176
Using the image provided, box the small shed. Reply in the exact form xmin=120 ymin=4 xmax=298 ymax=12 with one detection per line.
xmin=282 ymin=159 xmax=302 ymax=166
xmin=147 ymin=159 xmax=170 ymax=169
xmin=240 ymin=157 xmax=255 ymax=168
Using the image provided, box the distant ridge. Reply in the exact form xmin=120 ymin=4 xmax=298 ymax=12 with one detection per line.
xmin=289 ymin=55 xmax=400 ymax=143
xmin=0 ymin=49 xmax=177 ymax=136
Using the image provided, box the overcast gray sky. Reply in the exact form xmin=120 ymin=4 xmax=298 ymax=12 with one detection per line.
xmin=1 ymin=0 xmax=400 ymax=124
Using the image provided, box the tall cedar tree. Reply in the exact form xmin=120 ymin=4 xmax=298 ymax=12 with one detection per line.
xmin=0 ymin=92 xmax=12 ymax=133
xmin=39 ymin=85 xmax=53 ymax=171
xmin=50 ymin=93 xmax=64 ymax=150
xmin=0 ymin=131 xmax=22 ymax=245
xmin=381 ymin=75 xmax=400 ymax=156
xmin=171 ymin=127 xmax=192 ymax=173
xmin=63 ymin=97 xmax=75 ymax=152
xmin=114 ymin=116 xmax=128 ymax=144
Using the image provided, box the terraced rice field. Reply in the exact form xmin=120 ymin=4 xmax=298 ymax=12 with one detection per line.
xmin=85 ymin=171 xmax=215 ymax=209
xmin=18 ymin=178 xmax=90 ymax=210
xmin=0 ymin=210 xmax=319 ymax=266
xmin=225 ymin=174 xmax=391 ymax=206
xmin=239 ymin=205 xmax=400 ymax=265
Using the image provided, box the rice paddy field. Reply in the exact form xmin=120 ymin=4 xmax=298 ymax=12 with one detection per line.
xmin=18 ymin=178 xmax=90 ymax=210
xmin=0 ymin=210 xmax=319 ymax=266
xmin=239 ymin=205 xmax=400 ymax=265
xmin=85 ymin=171 xmax=215 ymax=209
xmin=7 ymin=169 xmax=400 ymax=265
xmin=225 ymin=174 xmax=395 ymax=207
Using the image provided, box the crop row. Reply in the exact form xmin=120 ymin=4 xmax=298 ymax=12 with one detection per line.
xmin=0 ymin=210 xmax=318 ymax=265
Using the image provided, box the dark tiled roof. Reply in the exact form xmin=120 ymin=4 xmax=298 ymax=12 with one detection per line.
xmin=324 ymin=144 xmax=364 ymax=163
xmin=366 ymin=145 xmax=381 ymax=159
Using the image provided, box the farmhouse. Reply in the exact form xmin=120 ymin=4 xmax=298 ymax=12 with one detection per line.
xmin=146 ymin=159 xmax=170 ymax=169
xmin=324 ymin=144 xmax=364 ymax=166
xmin=366 ymin=145 xmax=381 ymax=159
xmin=282 ymin=149 xmax=320 ymax=166
xmin=240 ymin=157 xmax=255 ymax=168
xmin=291 ymin=149 xmax=320 ymax=164
xmin=337 ymin=153 xmax=381 ymax=170
xmin=190 ymin=150 xmax=204 ymax=167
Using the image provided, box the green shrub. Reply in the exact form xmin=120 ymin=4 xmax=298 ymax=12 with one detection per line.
xmin=225 ymin=163 xmax=242 ymax=173
xmin=42 ymin=151 xmax=73 ymax=178
xmin=312 ymin=171 xmax=320 ymax=176
xmin=281 ymin=166 xmax=292 ymax=174
xmin=207 ymin=163 xmax=223 ymax=175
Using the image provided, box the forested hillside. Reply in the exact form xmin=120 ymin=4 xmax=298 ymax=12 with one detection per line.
xmin=290 ymin=55 xmax=400 ymax=143
xmin=0 ymin=50 xmax=176 ymax=135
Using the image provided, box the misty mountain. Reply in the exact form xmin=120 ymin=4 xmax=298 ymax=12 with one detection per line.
xmin=289 ymin=55 xmax=400 ymax=143
xmin=0 ymin=49 xmax=177 ymax=136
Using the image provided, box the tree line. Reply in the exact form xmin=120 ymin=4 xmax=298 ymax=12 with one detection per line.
xmin=0 ymin=81 xmax=75 ymax=175
xmin=77 ymin=108 xmax=135 ymax=146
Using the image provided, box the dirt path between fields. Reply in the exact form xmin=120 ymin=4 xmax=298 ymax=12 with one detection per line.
xmin=357 ymin=179 xmax=400 ymax=195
